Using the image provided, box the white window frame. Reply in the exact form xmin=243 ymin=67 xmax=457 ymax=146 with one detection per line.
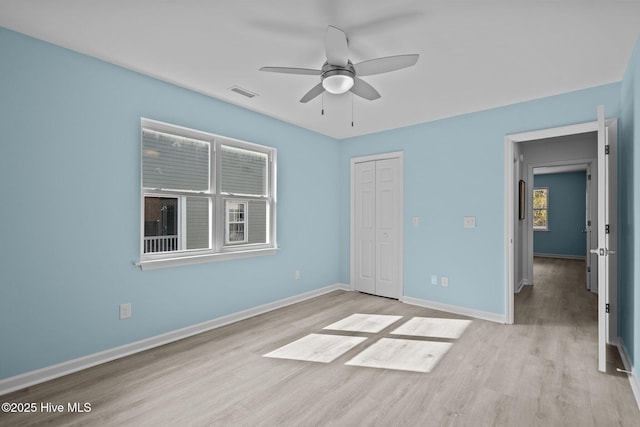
xmin=533 ymin=187 xmax=549 ymax=231
xmin=137 ymin=118 xmax=277 ymax=270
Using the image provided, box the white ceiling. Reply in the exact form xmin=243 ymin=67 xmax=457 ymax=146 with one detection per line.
xmin=1 ymin=1 xmax=640 ymax=139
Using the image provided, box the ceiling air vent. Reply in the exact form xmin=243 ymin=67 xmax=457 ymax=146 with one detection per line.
xmin=229 ymin=86 xmax=259 ymax=99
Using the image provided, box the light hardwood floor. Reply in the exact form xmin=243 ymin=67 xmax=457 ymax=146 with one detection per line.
xmin=1 ymin=258 xmax=638 ymax=426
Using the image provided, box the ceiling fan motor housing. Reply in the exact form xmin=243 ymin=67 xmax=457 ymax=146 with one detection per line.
xmin=321 ymin=61 xmax=355 ymax=94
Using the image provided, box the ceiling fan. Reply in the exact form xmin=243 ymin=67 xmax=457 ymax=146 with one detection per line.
xmin=260 ymin=26 xmax=419 ymax=103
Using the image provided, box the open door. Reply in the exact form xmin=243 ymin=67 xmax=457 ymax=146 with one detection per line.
xmin=591 ymin=106 xmax=613 ymax=373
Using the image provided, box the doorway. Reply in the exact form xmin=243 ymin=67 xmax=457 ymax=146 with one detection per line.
xmin=350 ymin=152 xmax=404 ymax=299
xmin=505 ymin=111 xmax=618 ymax=372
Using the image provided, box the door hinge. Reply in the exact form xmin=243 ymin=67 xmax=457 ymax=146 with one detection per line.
xmin=588 ymin=220 xmax=592 ymax=227
xmin=587 ymin=266 xmax=591 ymax=273
xmin=587 ymin=174 xmax=591 ymax=181
xmin=606 ymin=303 xmax=610 ymax=314
xmin=605 ymin=224 xmax=610 ymax=234
xmin=605 ymin=145 xmax=610 ymax=155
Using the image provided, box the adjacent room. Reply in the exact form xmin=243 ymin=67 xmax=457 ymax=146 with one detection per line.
xmin=1 ymin=1 xmax=640 ymax=425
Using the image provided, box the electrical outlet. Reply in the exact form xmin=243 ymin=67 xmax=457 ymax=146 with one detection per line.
xmin=120 ymin=303 xmax=131 ymax=320
xmin=295 ymin=270 xmax=301 ymax=280
xmin=463 ymin=216 xmax=476 ymax=228
xmin=441 ymin=276 xmax=449 ymax=287
xmin=431 ymin=275 xmax=438 ymax=286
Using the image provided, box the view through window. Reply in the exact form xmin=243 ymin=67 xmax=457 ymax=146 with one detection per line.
xmin=533 ymin=187 xmax=549 ymax=230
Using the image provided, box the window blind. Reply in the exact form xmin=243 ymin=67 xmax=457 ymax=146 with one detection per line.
xmin=143 ymin=129 xmax=210 ymax=192
xmin=247 ymin=200 xmax=267 ymax=244
xmin=185 ymin=197 xmax=210 ymax=250
xmin=220 ymin=145 xmax=267 ymax=196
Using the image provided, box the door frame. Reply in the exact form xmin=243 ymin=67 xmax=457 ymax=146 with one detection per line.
xmin=350 ymin=151 xmax=404 ymax=298
xmin=504 ymin=119 xmax=617 ymax=334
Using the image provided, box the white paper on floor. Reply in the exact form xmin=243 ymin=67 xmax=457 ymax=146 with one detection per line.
xmin=391 ymin=317 xmax=472 ymax=339
xmin=263 ymin=333 xmax=367 ymax=363
xmin=322 ymin=313 xmax=403 ymax=333
xmin=345 ymin=338 xmax=453 ymax=373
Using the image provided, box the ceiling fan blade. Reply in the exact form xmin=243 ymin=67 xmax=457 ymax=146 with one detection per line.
xmin=300 ymin=83 xmax=325 ymax=103
xmin=350 ymin=77 xmax=381 ymax=101
xmin=260 ymin=67 xmax=322 ymax=75
xmin=325 ymin=25 xmax=349 ymax=67
xmin=353 ymin=54 xmax=419 ymax=77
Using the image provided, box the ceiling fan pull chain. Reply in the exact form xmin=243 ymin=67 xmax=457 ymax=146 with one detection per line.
xmin=351 ymin=93 xmax=354 ymax=127
xmin=321 ymin=92 xmax=325 ymax=116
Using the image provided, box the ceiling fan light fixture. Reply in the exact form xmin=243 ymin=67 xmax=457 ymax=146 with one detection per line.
xmin=322 ymin=69 xmax=354 ymax=94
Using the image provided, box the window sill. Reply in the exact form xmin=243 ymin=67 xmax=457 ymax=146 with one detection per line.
xmin=135 ymin=247 xmax=278 ymax=270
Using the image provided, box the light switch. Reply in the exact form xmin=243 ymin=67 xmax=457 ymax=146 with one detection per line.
xmin=412 ymin=216 xmax=420 ymax=227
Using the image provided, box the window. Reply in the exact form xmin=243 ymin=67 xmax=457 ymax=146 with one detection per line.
xmin=533 ymin=187 xmax=548 ymax=231
xmin=138 ymin=119 xmax=276 ymax=269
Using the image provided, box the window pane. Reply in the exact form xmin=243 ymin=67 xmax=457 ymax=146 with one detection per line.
xmin=185 ymin=197 xmax=210 ymax=250
xmin=224 ymin=200 xmax=268 ymax=246
xmin=533 ymin=209 xmax=548 ymax=228
xmin=143 ymin=129 xmax=210 ymax=192
xmin=144 ymin=197 xmax=179 ymax=253
xmin=533 ymin=189 xmax=548 ymax=209
xmin=220 ymin=145 xmax=267 ymax=196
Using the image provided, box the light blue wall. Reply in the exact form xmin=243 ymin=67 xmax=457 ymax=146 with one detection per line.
xmin=619 ymin=36 xmax=640 ymax=370
xmin=533 ymin=172 xmax=587 ymax=257
xmin=338 ymin=84 xmax=621 ymax=315
xmin=0 ymin=28 xmax=340 ymax=379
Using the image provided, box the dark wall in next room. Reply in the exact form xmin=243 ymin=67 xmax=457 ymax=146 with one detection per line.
xmin=533 ymin=171 xmax=587 ymax=258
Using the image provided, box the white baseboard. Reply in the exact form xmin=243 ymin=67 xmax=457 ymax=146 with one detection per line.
xmin=0 ymin=283 xmax=350 ymax=396
xmin=617 ymin=338 xmax=640 ymax=411
xmin=402 ymin=296 xmax=506 ymax=324
xmin=515 ymin=279 xmax=531 ymax=293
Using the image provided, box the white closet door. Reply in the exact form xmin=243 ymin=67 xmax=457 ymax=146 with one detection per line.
xmin=354 ymin=161 xmax=376 ymax=294
xmin=353 ymin=157 xmax=402 ymax=299
xmin=375 ymin=158 xmax=401 ymax=298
